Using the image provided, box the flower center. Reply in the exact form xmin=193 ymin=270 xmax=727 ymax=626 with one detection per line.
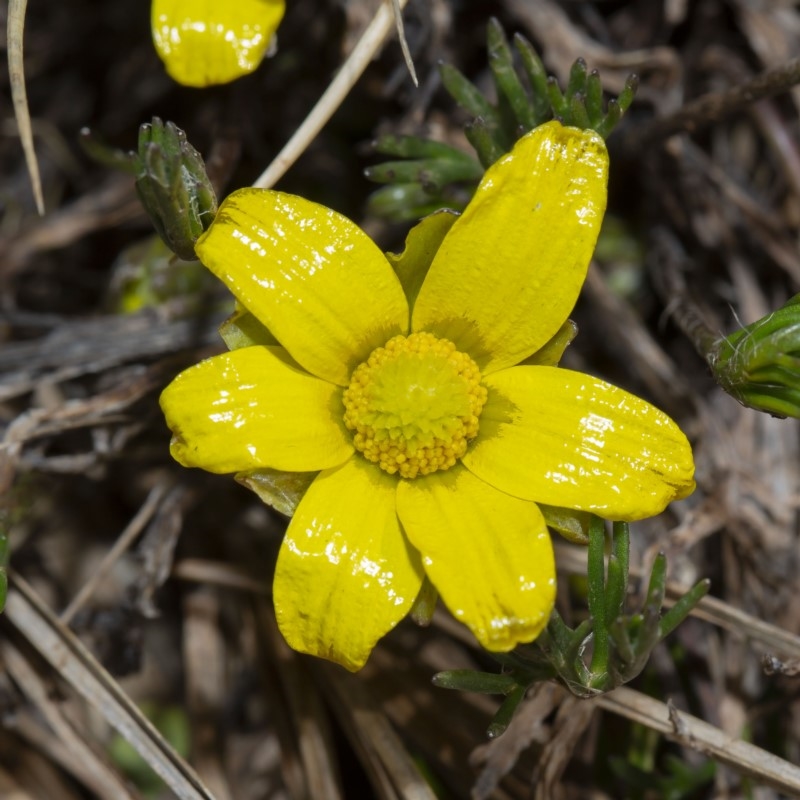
xmin=343 ymin=332 xmax=487 ymax=479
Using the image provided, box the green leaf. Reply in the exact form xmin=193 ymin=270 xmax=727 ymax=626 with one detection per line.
xmin=487 ymin=683 xmax=528 ymax=738
xmin=464 ymin=117 xmax=506 ymax=168
xmin=364 ymin=155 xmax=483 ymax=190
xmin=514 ymin=34 xmax=551 ymax=124
xmin=432 ymin=669 xmax=518 ymax=695
xmin=487 ymin=18 xmax=537 ymax=131
xmin=367 ymin=183 xmax=457 ymax=222
xmin=658 ymin=579 xmax=710 ymax=640
xmin=439 ymin=63 xmax=501 ymax=127
xmin=372 ymin=134 xmax=470 ymax=160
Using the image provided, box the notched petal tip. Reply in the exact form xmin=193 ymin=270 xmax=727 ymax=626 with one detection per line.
xmin=397 ymin=467 xmax=556 ymax=655
xmin=274 ymin=459 xmax=424 ymax=672
xmin=465 ymin=366 xmax=696 ymax=522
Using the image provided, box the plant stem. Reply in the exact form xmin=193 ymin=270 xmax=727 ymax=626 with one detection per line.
xmin=587 ymin=516 xmax=609 ymax=682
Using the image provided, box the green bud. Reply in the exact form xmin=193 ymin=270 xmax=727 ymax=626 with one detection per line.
xmin=710 ymin=294 xmax=800 ymax=418
xmin=134 ymin=118 xmax=217 ymax=261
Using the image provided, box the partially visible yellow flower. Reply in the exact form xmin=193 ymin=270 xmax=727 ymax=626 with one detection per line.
xmin=160 ymin=121 xmax=695 ymax=671
xmin=152 ymin=0 xmax=285 ymax=87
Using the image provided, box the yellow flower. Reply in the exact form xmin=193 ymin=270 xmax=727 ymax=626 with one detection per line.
xmin=160 ymin=121 xmax=695 ymax=671
xmin=151 ymin=0 xmax=285 ymax=87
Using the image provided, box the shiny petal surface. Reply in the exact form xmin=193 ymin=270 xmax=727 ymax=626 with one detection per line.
xmin=160 ymin=346 xmax=353 ymax=474
xmin=463 ymin=366 xmax=696 ymax=521
xmin=274 ymin=459 xmax=424 ymax=671
xmin=151 ymin=0 xmax=285 ymax=87
xmin=397 ymin=466 xmax=555 ymax=651
xmin=413 ymin=121 xmax=608 ymax=374
xmin=195 ymin=189 xmax=409 ymax=385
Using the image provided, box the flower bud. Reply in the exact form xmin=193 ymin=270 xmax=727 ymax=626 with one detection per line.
xmin=710 ymin=294 xmax=800 ymax=418
xmin=134 ymin=118 xmax=217 ymax=261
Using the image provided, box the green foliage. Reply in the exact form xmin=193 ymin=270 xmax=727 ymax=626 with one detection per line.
xmin=365 ymin=136 xmax=483 ymax=221
xmin=366 ymin=18 xmax=638 ymax=221
xmin=609 ymin=754 xmax=716 ymax=799
xmin=710 ymin=293 xmax=800 ymax=418
xmin=109 ymin=703 xmax=191 ymax=797
xmin=133 ymin=118 xmax=218 ymax=261
xmin=82 ymin=119 xmax=218 ymax=261
xmin=433 ymin=519 xmax=710 ymax=737
xmin=108 ymin=235 xmax=214 ymax=314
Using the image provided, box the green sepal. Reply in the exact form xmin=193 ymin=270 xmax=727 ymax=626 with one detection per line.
xmin=386 ymin=210 xmax=458 ymax=311
xmin=409 ymin=576 xmax=438 ymax=626
xmin=236 ymin=469 xmax=318 ymax=517
xmin=538 ymin=503 xmax=591 ymax=545
xmin=219 ymin=305 xmax=280 ymax=351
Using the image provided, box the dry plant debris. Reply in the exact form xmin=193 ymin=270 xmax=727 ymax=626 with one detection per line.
xmin=3 ymin=1 xmax=800 ymax=798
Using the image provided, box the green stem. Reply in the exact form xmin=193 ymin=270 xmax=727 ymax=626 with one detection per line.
xmin=587 ymin=515 xmax=609 ymax=681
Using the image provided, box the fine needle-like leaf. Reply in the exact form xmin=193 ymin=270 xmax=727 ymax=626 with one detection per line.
xmin=513 ymin=34 xmax=551 ymax=124
xmin=464 ymin=118 xmax=506 ymax=168
xmin=658 ymin=579 xmax=711 ymax=640
xmin=487 ymin=683 xmax=528 ymax=738
xmin=487 ymin=18 xmax=537 ymax=130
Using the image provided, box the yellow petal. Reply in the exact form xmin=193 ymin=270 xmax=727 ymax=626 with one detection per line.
xmin=412 ymin=121 xmax=608 ymax=374
xmin=463 ymin=366 xmax=696 ymax=521
xmin=274 ymin=459 xmax=424 ymax=671
xmin=160 ymin=346 xmax=353 ymax=473
xmin=151 ymin=0 xmax=285 ymax=87
xmin=386 ymin=209 xmax=458 ymax=316
xmin=195 ymin=189 xmax=409 ymax=386
xmin=396 ymin=466 xmax=555 ymax=651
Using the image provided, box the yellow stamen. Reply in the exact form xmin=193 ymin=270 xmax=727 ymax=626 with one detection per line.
xmin=343 ymin=332 xmax=487 ymax=479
